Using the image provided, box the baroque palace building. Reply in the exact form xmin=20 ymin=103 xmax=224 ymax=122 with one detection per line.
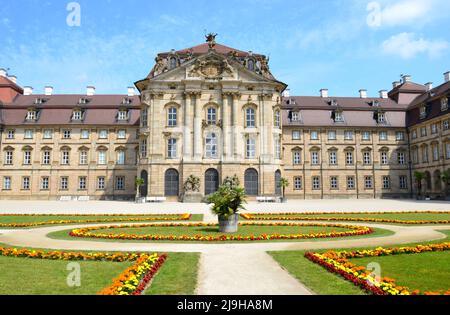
xmin=0 ymin=35 xmax=449 ymax=201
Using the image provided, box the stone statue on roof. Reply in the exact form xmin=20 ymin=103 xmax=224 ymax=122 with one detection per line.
xmin=206 ymin=33 xmax=218 ymax=49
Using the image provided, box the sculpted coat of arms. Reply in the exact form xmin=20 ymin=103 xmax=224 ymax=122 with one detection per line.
xmin=188 ymin=56 xmax=234 ymax=79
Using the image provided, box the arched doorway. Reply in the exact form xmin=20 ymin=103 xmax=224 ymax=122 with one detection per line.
xmin=140 ymin=170 xmax=148 ymax=197
xmin=205 ymin=169 xmax=219 ymax=196
xmin=244 ymin=168 xmax=259 ymax=196
xmin=424 ymin=171 xmax=432 ymax=192
xmin=434 ymin=170 xmax=442 ymax=192
xmin=165 ymin=169 xmax=179 ymax=196
xmin=275 ymin=170 xmax=282 ymax=196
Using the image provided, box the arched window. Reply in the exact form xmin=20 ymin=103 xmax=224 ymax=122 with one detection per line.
xmin=169 ymin=57 xmax=177 ymax=70
xmin=205 ymin=169 xmax=219 ymax=195
xmin=246 ymin=108 xmax=256 ymax=128
xmin=165 ymin=169 xmax=179 ymax=196
xmin=205 ymin=132 xmax=218 ymax=158
xmin=244 ymin=168 xmax=259 ymax=196
xmin=168 ymin=107 xmax=177 ymax=127
xmin=207 ymin=107 xmax=217 ymax=125
xmin=274 ymin=110 xmax=281 ymax=128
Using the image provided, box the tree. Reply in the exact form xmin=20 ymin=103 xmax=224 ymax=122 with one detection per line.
xmin=279 ymin=177 xmax=289 ymax=199
xmin=414 ymin=171 xmax=425 ymax=198
xmin=135 ymin=177 xmax=145 ymax=200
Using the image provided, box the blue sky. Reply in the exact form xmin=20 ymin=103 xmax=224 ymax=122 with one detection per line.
xmin=1 ymin=0 xmax=449 ymax=97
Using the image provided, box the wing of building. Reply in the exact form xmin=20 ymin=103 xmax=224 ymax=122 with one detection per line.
xmin=0 ymin=39 xmax=449 ymax=201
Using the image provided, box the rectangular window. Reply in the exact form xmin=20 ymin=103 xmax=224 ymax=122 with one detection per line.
xmin=344 ymin=130 xmax=353 ymax=140
xmin=412 ymin=148 xmax=419 ymax=164
xmin=78 ymin=177 xmax=87 ymax=190
xmin=167 ymin=138 xmax=177 ymax=159
xmin=61 ymin=151 xmax=70 ymax=165
xmin=62 ymin=130 xmax=71 ymax=139
xmin=293 ymin=151 xmax=301 ymax=165
xmin=117 ymin=150 xmax=126 ymax=165
xmin=310 ymin=131 xmax=319 ymax=140
xmin=362 ymin=131 xmax=371 ymax=141
xmin=24 ymin=129 xmax=34 ymax=139
xmin=3 ymin=177 xmax=11 ymax=190
xmin=345 ymin=151 xmax=353 ymax=165
xmin=99 ymin=130 xmax=108 ymax=139
xmin=22 ymin=177 xmax=30 ymax=190
xmin=328 ymin=130 xmax=336 ymax=140
xmin=382 ymin=176 xmax=391 ymax=189
xmin=97 ymin=177 xmax=105 ymax=190
xmin=275 ymin=138 xmax=281 ymax=159
xmin=378 ymin=112 xmax=386 ymax=124
xmin=420 ymin=127 xmax=427 ymax=137
xmin=140 ymin=139 xmax=147 ymax=158
xmin=79 ymin=151 xmax=88 ymax=165
xmin=379 ymin=131 xmax=387 ymax=141
xmin=412 ymin=130 xmax=417 ymax=139
xmin=446 ymin=143 xmax=450 ymax=159
xmin=168 ymin=108 xmax=177 ymax=127
xmin=23 ymin=151 xmax=32 ymax=165
xmin=443 ymin=120 xmax=449 ymax=131
xmin=398 ymin=152 xmax=406 ymax=165
xmin=364 ymin=176 xmax=373 ymax=189
xmin=41 ymin=177 xmax=49 ymax=190
xmin=98 ymin=151 xmax=107 ymax=165
xmin=330 ymin=176 xmax=338 ymax=189
xmin=72 ymin=110 xmax=83 ymax=120
xmin=381 ymin=151 xmax=388 ymax=165
xmin=141 ymin=108 xmax=148 ymax=127
xmin=334 ymin=111 xmax=344 ymax=122
xmin=432 ymin=145 xmax=439 ymax=161
xmin=5 ymin=151 xmax=13 ymax=165
xmin=312 ymin=177 xmax=320 ymax=190
xmin=42 ymin=151 xmax=51 ymax=165
xmin=311 ymin=151 xmax=319 ymax=165
xmin=81 ymin=129 xmax=90 ymax=139
xmin=60 ymin=177 xmax=69 ymax=190
xmin=246 ymin=108 xmax=256 ymax=128
xmin=396 ymin=131 xmax=405 ymax=141
xmin=399 ymin=176 xmax=407 ymax=189
xmin=347 ymin=176 xmax=355 ymax=190
xmin=291 ymin=112 xmax=299 ymax=122
xmin=292 ymin=131 xmax=301 ymax=140
xmin=420 ymin=106 xmax=427 ymax=119
xmin=431 ymin=124 xmax=438 ymax=134
xmin=115 ymin=176 xmax=125 ymax=190
xmin=43 ymin=129 xmax=53 ymax=139
xmin=117 ymin=129 xmax=126 ymax=139
xmin=422 ymin=146 xmax=429 ymax=163
xmin=117 ymin=110 xmax=128 ymax=121
xmin=329 ymin=151 xmax=337 ymax=165
xmin=294 ymin=177 xmax=302 ymax=190
xmin=363 ymin=151 xmax=371 ymax=165
xmin=246 ymin=138 xmax=256 ymax=159
xmin=6 ymin=129 xmax=15 ymax=139
xmin=26 ymin=110 xmax=37 ymax=121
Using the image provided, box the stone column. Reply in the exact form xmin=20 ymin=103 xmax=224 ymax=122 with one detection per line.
xmin=183 ymin=94 xmax=192 ymax=160
xmin=222 ymin=93 xmax=230 ymax=160
xmin=193 ymin=92 xmax=202 ymax=161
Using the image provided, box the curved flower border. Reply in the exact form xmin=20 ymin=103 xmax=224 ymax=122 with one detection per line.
xmin=0 ymin=245 xmax=166 ymax=295
xmin=0 ymin=213 xmax=192 ymax=228
xmin=304 ymin=242 xmax=450 ymax=295
xmin=241 ymin=211 xmax=450 ymax=225
xmin=68 ymin=222 xmax=373 ymax=242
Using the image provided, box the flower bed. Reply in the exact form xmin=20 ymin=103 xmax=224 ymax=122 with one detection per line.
xmin=0 ymin=246 xmax=166 ymax=295
xmin=68 ymin=222 xmax=373 ymax=242
xmin=304 ymin=242 xmax=450 ymax=295
xmin=241 ymin=211 xmax=450 ymax=225
xmin=0 ymin=213 xmax=192 ymax=228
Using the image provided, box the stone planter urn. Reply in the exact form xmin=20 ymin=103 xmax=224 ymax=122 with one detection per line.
xmin=218 ymin=214 xmax=239 ymax=233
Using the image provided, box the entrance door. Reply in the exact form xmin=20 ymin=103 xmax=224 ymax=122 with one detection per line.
xmin=205 ymin=169 xmax=219 ymax=195
xmin=140 ymin=170 xmax=148 ymax=197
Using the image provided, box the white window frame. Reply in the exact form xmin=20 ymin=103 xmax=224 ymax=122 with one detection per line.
xmin=23 ymin=150 xmax=32 ymax=165
xmin=329 ymin=151 xmax=337 ymax=165
xmin=3 ymin=176 xmax=11 ymax=190
xmin=311 ymin=151 xmax=320 ymax=165
xmin=167 ymin=138 xmax=177 ymax=159
xmin=41 ymin=177 xmax=49 ymax=190
xmin=347 ymin=176 xmax=355 ymax=190
xmin=246 ymin=108 xmax=256 ymax=128
xmin=42 ymin=151 xmax=51 ymax=165
xmin=205 ymin=133 xmax=218 ymax=158
xmin=79 ymin=150 xmax=88 ymax=165
xmin=246 ymin=137 xmax=256 ymax=159
xmin=293 ymin=150 xmax=301 ymax=165
xmin=168 ymin=107 xmax=177 ymax=127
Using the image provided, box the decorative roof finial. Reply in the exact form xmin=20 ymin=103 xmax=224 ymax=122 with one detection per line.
xmin=206 ymin=33 xmax=218 ymax=49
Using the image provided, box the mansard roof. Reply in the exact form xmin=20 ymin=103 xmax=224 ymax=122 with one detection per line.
xmin=282 ymin=96 xmax=404 ymax=110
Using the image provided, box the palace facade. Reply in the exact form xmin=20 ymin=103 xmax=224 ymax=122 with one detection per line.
xmin=0 ymin=37 xmax=449 ymax=200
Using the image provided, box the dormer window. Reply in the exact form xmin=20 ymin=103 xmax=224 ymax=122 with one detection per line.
xmin=378 ymin=112 xmax=386 ymax=124
xmin=330 ymin=99 xmax=338 ymax=106
xmin=441 ymin=97 xmax=448 ymax=111
xmin=26 ymin=109 xmax=37 ymax=121
xmin=72 ymin=110 xmax=83 ymax=121
xmin=78 ymin=98 xmax=90 ymax=105
xmin=291 ymin=111 xmax=299 ymax=122
xmin=334 ymin=111 xmax=344 ymax=122
xmin=169 ymin=57 xmax=177 ymax=69
xmin=117 ymin=110 xmax=128 ymax=121
xmin=370 ymin=100 xmax=380 ymax=107
xmin=419 ymin=104 xmax=427 ymax=119
xmin=286 ymin=99 xmax=296 ymax=105
xmin=122 ymin=97 xmax=133 ymax=105
xmin=34 ymin=98 xmax=47 ymax=105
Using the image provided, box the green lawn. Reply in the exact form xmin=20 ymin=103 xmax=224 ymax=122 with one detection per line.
xmin=247 ymin=212 xmax=450 ymax=225
xmin=146 ymin=252 xmax=200 ymax=295
xmin=48 ymin=225 xmax=393 ymax=243
xmin=0 ymin=214 xmax=203 ymax=228
xmin=0 ymin=255 xmax=133 ymax=295
xmin=269 ymin=230 xmax=450 ymax=295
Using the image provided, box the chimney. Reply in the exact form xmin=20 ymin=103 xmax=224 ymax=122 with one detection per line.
xmin=282 ymin=88 xmax=290 ymax=98
xmin=86 ymin=86 xmax=96 ymax=96
xmin=392 ymin=81 xmax=401 ymax=88
xmin=379 ymin=90 xmax=388 ymax=99
xmin=8 ymin=75 xmax=17 ymax=83
xmin=359 ymin=89 xmax=367 ymax=99
xmin=23 ymin=86 xmax=33 ymax=96
xmin=0 ymin=68 xmax=7 ymax=77
xmin=127 ymin=87 xmax=135 ymax=97
xmin=320 ymin=89 xmax=329 ymax=98
xmin=44 ymin=86 xmax=54 ymax=96
xmin=445 ymin=71 xmax=450 ymax=83
xmin=425 ymin=82 xmax=433 ymax=91
xmin=402 ymin=74 xmax=411 ymax=83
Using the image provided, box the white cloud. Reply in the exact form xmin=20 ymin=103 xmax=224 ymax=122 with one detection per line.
xmin=381 ymin=32 xmax=448 ymax=59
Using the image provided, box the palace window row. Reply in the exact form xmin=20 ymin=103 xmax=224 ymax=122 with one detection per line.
xmin=4 ymin=129 xmax=128 ymax=140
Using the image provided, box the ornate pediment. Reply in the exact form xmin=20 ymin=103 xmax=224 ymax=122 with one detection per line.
xmin=188 ymin=55 xmax=234 ymax=79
